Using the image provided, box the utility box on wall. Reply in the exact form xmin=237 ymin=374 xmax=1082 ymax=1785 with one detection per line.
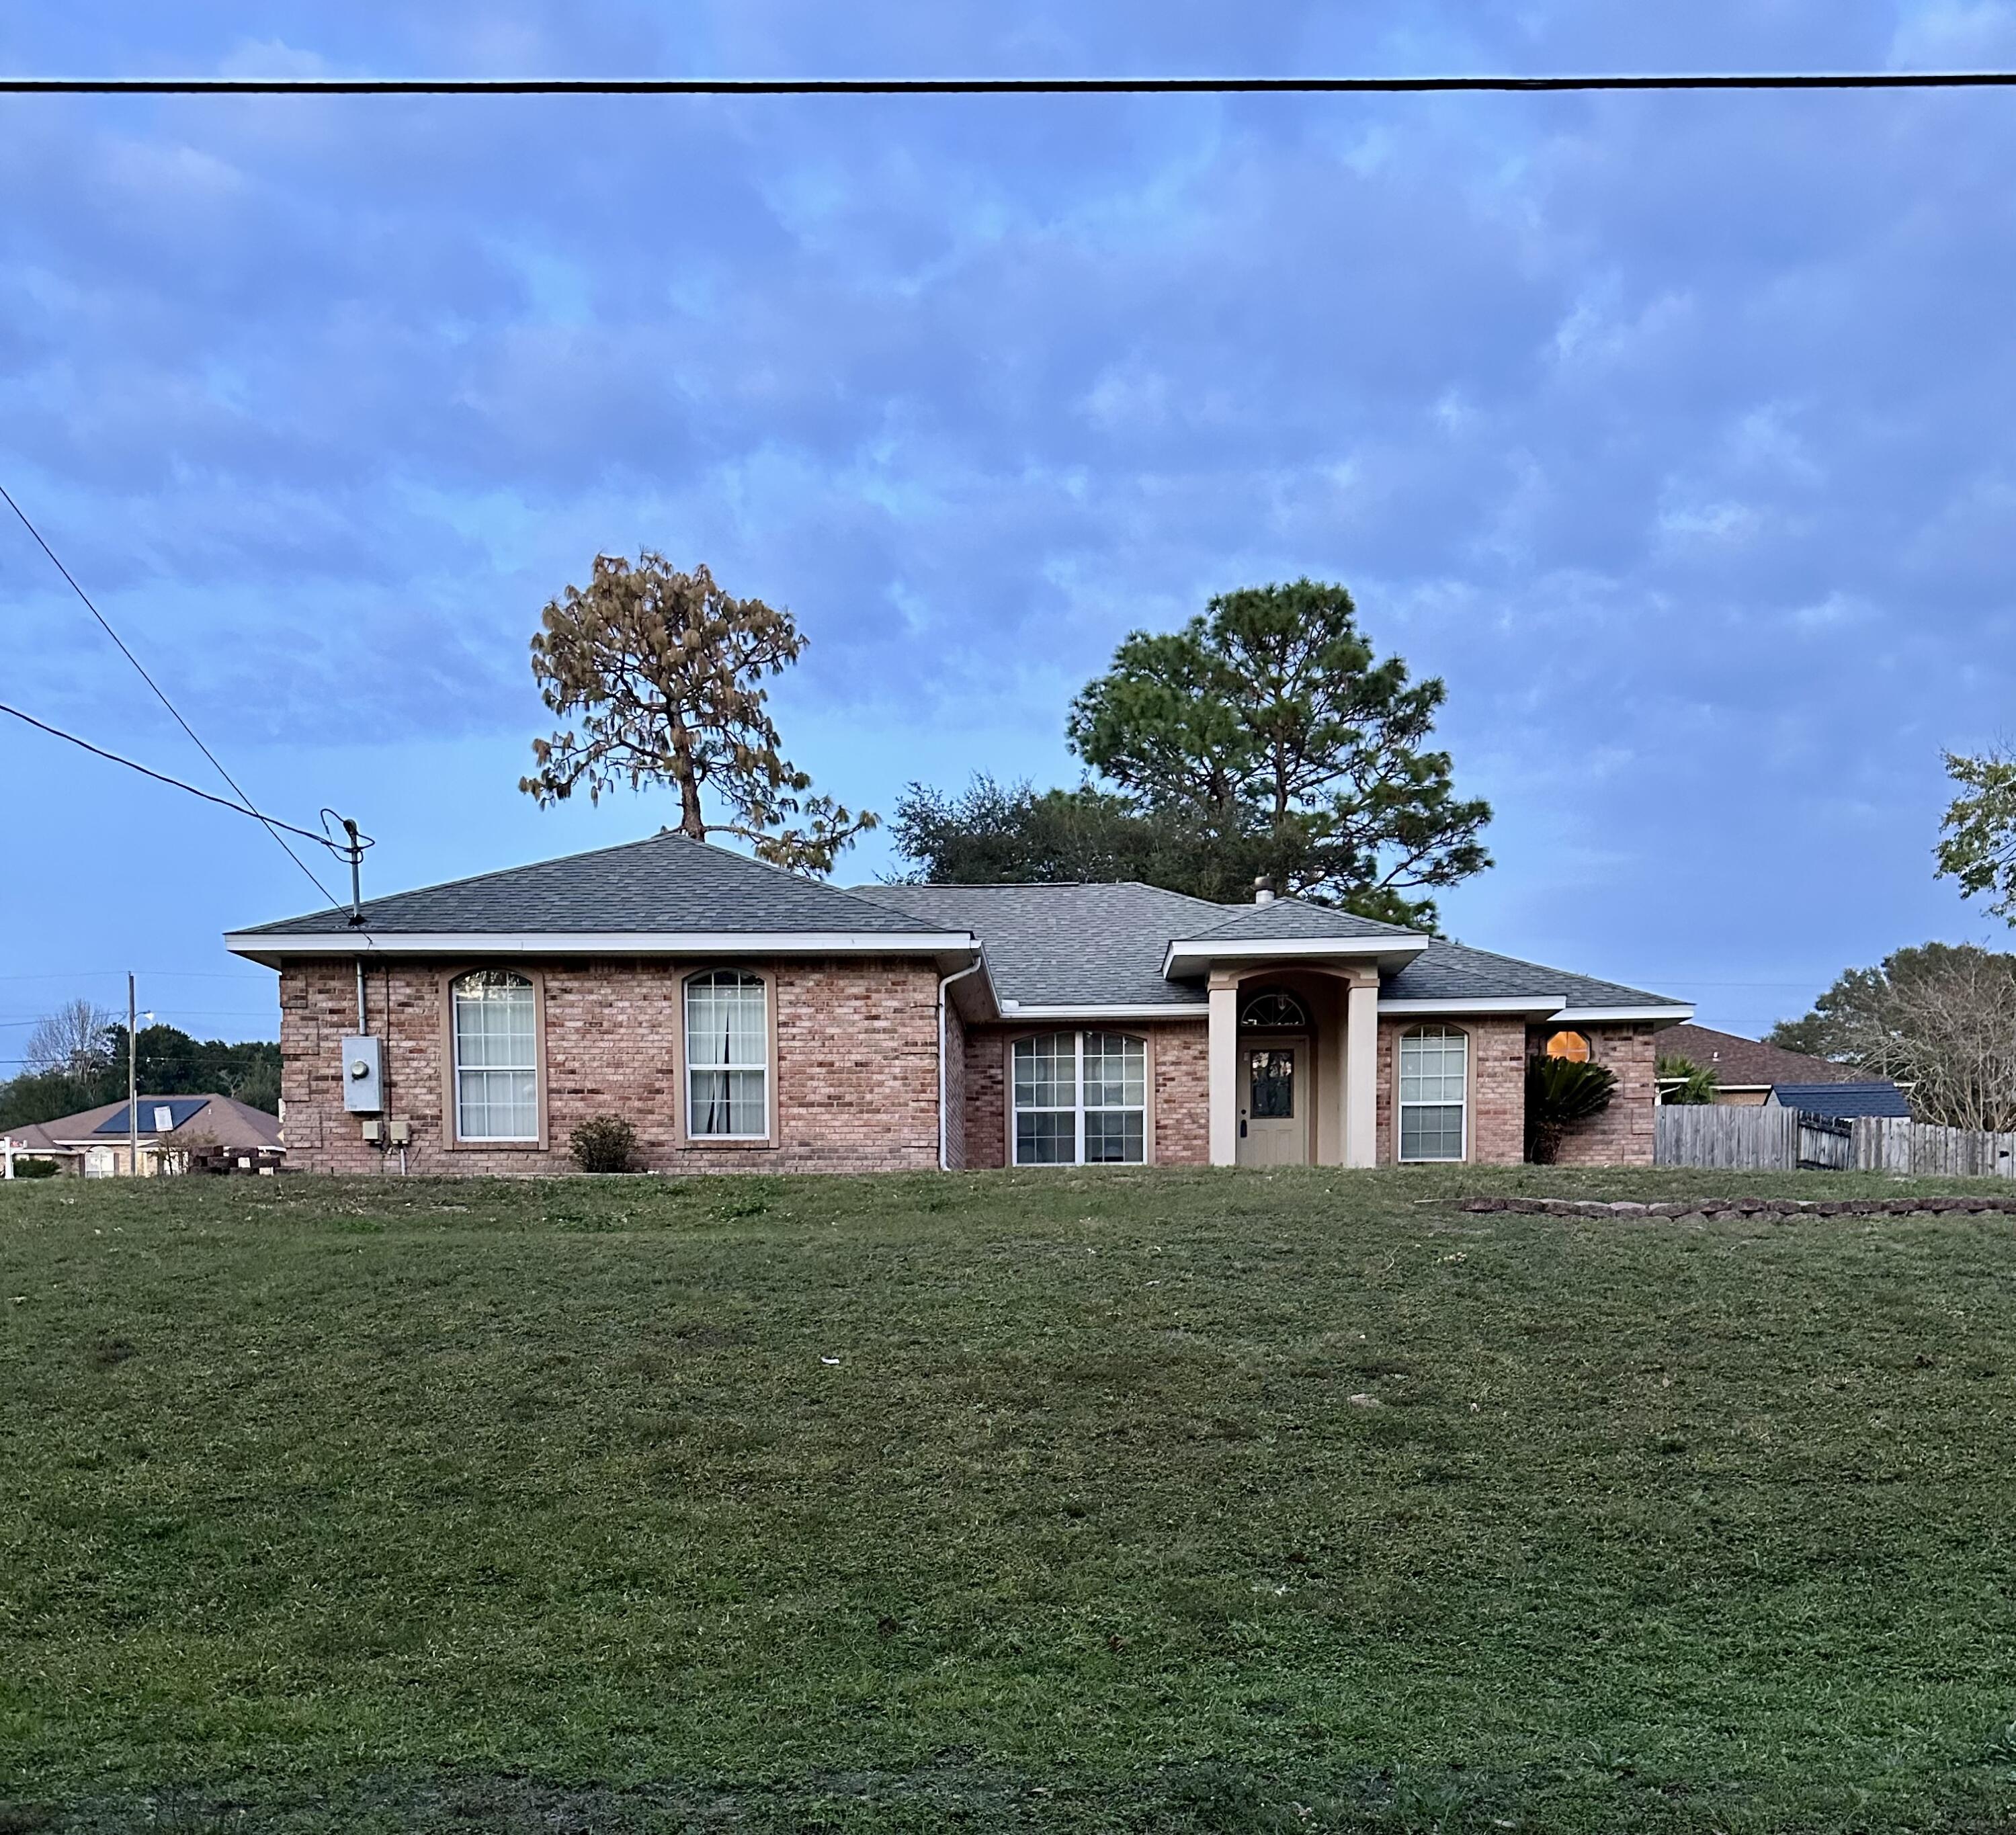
xmin=341 ymin=1035 xmax=384 ymax=1113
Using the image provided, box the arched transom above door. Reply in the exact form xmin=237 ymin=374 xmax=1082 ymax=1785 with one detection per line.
xmin=1239 ymin=987 xmax=1311 ymax=1031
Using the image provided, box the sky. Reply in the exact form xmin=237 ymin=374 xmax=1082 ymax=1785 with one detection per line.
xmin=5 ymin=1 xmax=2016 ymax=1064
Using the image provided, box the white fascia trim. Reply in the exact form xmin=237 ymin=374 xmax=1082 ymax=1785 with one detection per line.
xmin=997 ymin=1002 xmax=1207 ymax=1022
xmin=1378 ymin=996 xmax=1566 ymax=1016
xmin=1554 ymin=1005 xmax=1695 ymax=1024
xmin=1162 ymin=934 xmax=1428 ymax=976
xmin=224 ymin=929 xmax=978 ymax=959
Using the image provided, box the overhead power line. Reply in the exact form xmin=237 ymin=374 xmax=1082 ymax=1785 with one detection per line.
xmin=0 ymin=479 xmax=342 ymax=907
xmin=0 ymin=701 xmax=339 ymax=850
xmin=2 ymin=71 xmax=2015 ymax=97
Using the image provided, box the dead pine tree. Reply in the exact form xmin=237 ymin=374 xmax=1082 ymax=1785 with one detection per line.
xmin=520 ymin=552 xmax=875 ymax=875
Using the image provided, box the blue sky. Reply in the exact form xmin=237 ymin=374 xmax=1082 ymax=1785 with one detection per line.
xmin=5 ymin=1 xmax=2016 ymax=1061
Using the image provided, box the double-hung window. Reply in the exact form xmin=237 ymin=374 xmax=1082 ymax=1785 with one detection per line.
xmin=452 ymin=970 xmax=539 ymax=1141
xmin=1398 ymin=1025 xmax=1468 ymax=1162
xmin=685 ymin=970 xmax=768 ymax=1139
xmin=1012 ymin=1030 xmax=1146 ymax=1165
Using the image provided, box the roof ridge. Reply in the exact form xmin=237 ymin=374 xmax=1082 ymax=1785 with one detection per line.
xmin=263 ymin=829 xmax=692 ymax=927
xmin=1184 ymin=895 xmax=1421 ymax=940
xmin=854 ymin=878 xmax=1232 ymax=902
xmin=245 ymin=830 xmax=956 ymax=937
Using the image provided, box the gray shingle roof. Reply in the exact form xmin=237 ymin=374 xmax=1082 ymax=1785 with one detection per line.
xmin=1381 ymin=939 xmax=1679 ymax=1009
xmin=236 ymin=835 xmax=1689 ymax=1021
xmin=239 ymin=833 xmax=960 ymax=937
xmin=1185 ymin=896 xmax=1421 ymax=942
xmin=853 ymin=882 xmax=1226 ymax=1007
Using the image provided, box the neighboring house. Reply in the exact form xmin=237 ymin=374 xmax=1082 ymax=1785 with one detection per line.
xmin=1 ymin=1094 xmax=283 ymax=1177
xmin=224 ymin=832 xmax=1693 ymax=1176
xmin=1766 ymin=1081 xmax=1913 ymax=1121
xmin=1656 ymin=1022 xmax=1857 ymax=1106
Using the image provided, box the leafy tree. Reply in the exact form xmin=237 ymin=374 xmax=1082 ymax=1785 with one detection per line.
xmin=1935 ymin=748 xmax=2016 ymax=919
xmin=1524 ymin=1056 xmax=1617 ymax=1163
xmin=1656 ymin=1054 xmax=1720 ymax=1105
xmin=521 ymin=552 xmax=875 ymax=875
xmin=1064 ymin=580 xmax=1490 ymax=927
xmin=893 ymin=776 xmax=1208 ymax=890
xmin=1769 ymin=943 xmax=2016 ymax=1131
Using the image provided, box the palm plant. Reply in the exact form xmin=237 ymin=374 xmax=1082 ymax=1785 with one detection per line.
xmin=1656 ymin=1053 xmax=1719 ymax=1106
xmin=1525 ymin=1055 xmax=1618 ymax=1163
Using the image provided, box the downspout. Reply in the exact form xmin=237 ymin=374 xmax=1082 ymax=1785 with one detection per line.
xmin=937 ymin=957 xmax=986 ymax=1172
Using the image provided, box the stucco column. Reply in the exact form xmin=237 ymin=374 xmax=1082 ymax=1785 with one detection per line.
xmin=1345 ymin=978 xmax=1380 ymax=1168
xmin=1208 ymin=976 xmax=1239 ymax=1166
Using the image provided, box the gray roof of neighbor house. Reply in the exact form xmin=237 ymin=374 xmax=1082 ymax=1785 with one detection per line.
xmin=236 ymin=832 xmax=962 ymax=938
xmin=1382 ymin=939 xmax=1677 ymax=1011
xmin=855 ymin=882 xmax=1230 ymax=1007
xmin=1770 ymin=1081 xmax=1911 ymax=1119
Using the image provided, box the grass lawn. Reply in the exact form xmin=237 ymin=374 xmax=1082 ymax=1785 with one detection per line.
xmin=3 ymin=1164 xmax=2016 ymax=1833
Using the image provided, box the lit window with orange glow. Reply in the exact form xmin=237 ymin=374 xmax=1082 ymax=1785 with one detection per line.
xmin=1544 ymin=1030 xmax=1591 ymax=1062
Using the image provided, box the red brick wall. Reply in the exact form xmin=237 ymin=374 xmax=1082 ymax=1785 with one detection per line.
xmin=961 ymin=1018 xmax=1209 ymax=1168
xmin=1376 ymin=1016 xmax=1527 ymax=1166
xmin=278 ymin=956 xmax=945 ymax=1176
xmin=1152 ymin=1021 xmax=1210 ymax=1164
xmin=942 ymin=1002 xmax=968 ymax=1171
xmin=963 ymin=1025 xmax=1007 ymax=1169
xmin=1541 ymin=1023 xmax=1658 ymax=1166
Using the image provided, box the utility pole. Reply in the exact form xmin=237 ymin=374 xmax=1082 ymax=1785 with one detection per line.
xmin=127 ymin=972 xmax=138 ymax=1179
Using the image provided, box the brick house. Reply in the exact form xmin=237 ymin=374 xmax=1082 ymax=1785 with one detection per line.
xmin=224 ymin=833 xmax=1691 ymax=1175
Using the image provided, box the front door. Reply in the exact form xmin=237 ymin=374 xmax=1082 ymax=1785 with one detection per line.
xmin=1238 ymin=1043 xmax=1308 ymax=1167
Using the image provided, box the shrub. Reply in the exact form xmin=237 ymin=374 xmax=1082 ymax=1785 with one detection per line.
xmin=1656 ymin=1052 xmax=1719 ymax=1106
xmin=9 ymin=1156 xmax=59 ymax=1180
xmin=1525 ymin=1056 xmax=1617 ymax=1163
xmin=569 ymin=1115 xmax=638 ymax=1174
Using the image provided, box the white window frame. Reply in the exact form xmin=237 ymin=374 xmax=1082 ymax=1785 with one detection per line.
xmin=1398 ymin=1025 xmax=1468 ymax=1163
xmin=684 ymin=969 xmax=770 ymax=1142
xmin=452 ymin=970 xmax=541 ymax=1143
xmin=1011 ymin=1030 xmax=1147 ymax=1166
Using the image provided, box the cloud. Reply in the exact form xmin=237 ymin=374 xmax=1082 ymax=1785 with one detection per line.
xmin=4 ymin=0 xmax=2016 ymax=1037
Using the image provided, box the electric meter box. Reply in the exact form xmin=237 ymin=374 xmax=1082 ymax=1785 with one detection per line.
xmin=341 ymin=1035 xmax=384 ymax=1113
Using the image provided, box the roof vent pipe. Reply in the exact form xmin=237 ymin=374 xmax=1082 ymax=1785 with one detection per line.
xmin=1253 ymin=877 xmax=1275 ymax=906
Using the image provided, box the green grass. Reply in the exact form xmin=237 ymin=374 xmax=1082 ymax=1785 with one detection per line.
xmin=3 ymin=1164 xmax=2016 ymax=1833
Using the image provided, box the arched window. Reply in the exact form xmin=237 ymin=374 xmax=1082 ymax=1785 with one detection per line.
xmin=1240 ymin=988 xmax=1311 ymax=1031
xmin=685 ymin=970 xmax=769 ymax=1139
xmin=1012 ymin=1030 xmax=1146 ymax=1165
xmin=1544 ymin=1030 xmax=1591 ymax=1062
xmin=1398 ymin=1025 xmax=1467 ymax=1162
xmin=452 ymin=970 xmax=539 ymax=1141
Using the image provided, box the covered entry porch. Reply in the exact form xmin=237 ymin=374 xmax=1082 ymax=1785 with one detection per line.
xmin=1165 ymin=918 xmax=1429 ymax=1170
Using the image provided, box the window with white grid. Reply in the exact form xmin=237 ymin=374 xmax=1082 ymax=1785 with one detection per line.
xmin=1398 ymin=1025 xmax=1468 ymax=1162
xmin=685 ymin=970 xmax=769 ymax=1139
xmin=1013 ymin=1031 xmax=1146 ymax=1166
xmin=452 ymin=970 xmax=539 ymax=1141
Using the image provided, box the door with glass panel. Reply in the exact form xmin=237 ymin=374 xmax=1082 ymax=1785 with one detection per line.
xmin=1237 ymin=1042 xmax=1308 ymax=1167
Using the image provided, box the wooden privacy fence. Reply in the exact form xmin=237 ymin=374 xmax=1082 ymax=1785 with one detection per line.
xmin=1655 ymin=1104 xmax=1800 ymax=1170
xmin=1656 ymin=1105 xmax=2016 ymax=1177
xmin=1852 ymin=1117 xmax=2016 ymax=1177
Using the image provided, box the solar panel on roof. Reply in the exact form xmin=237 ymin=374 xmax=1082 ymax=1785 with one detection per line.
xmin=95 ymin=1097 xmax=211 ymax=1136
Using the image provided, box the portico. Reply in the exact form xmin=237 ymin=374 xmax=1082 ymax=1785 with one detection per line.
xmin=1167 ymin=916 xmax=1429 ymax=1170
